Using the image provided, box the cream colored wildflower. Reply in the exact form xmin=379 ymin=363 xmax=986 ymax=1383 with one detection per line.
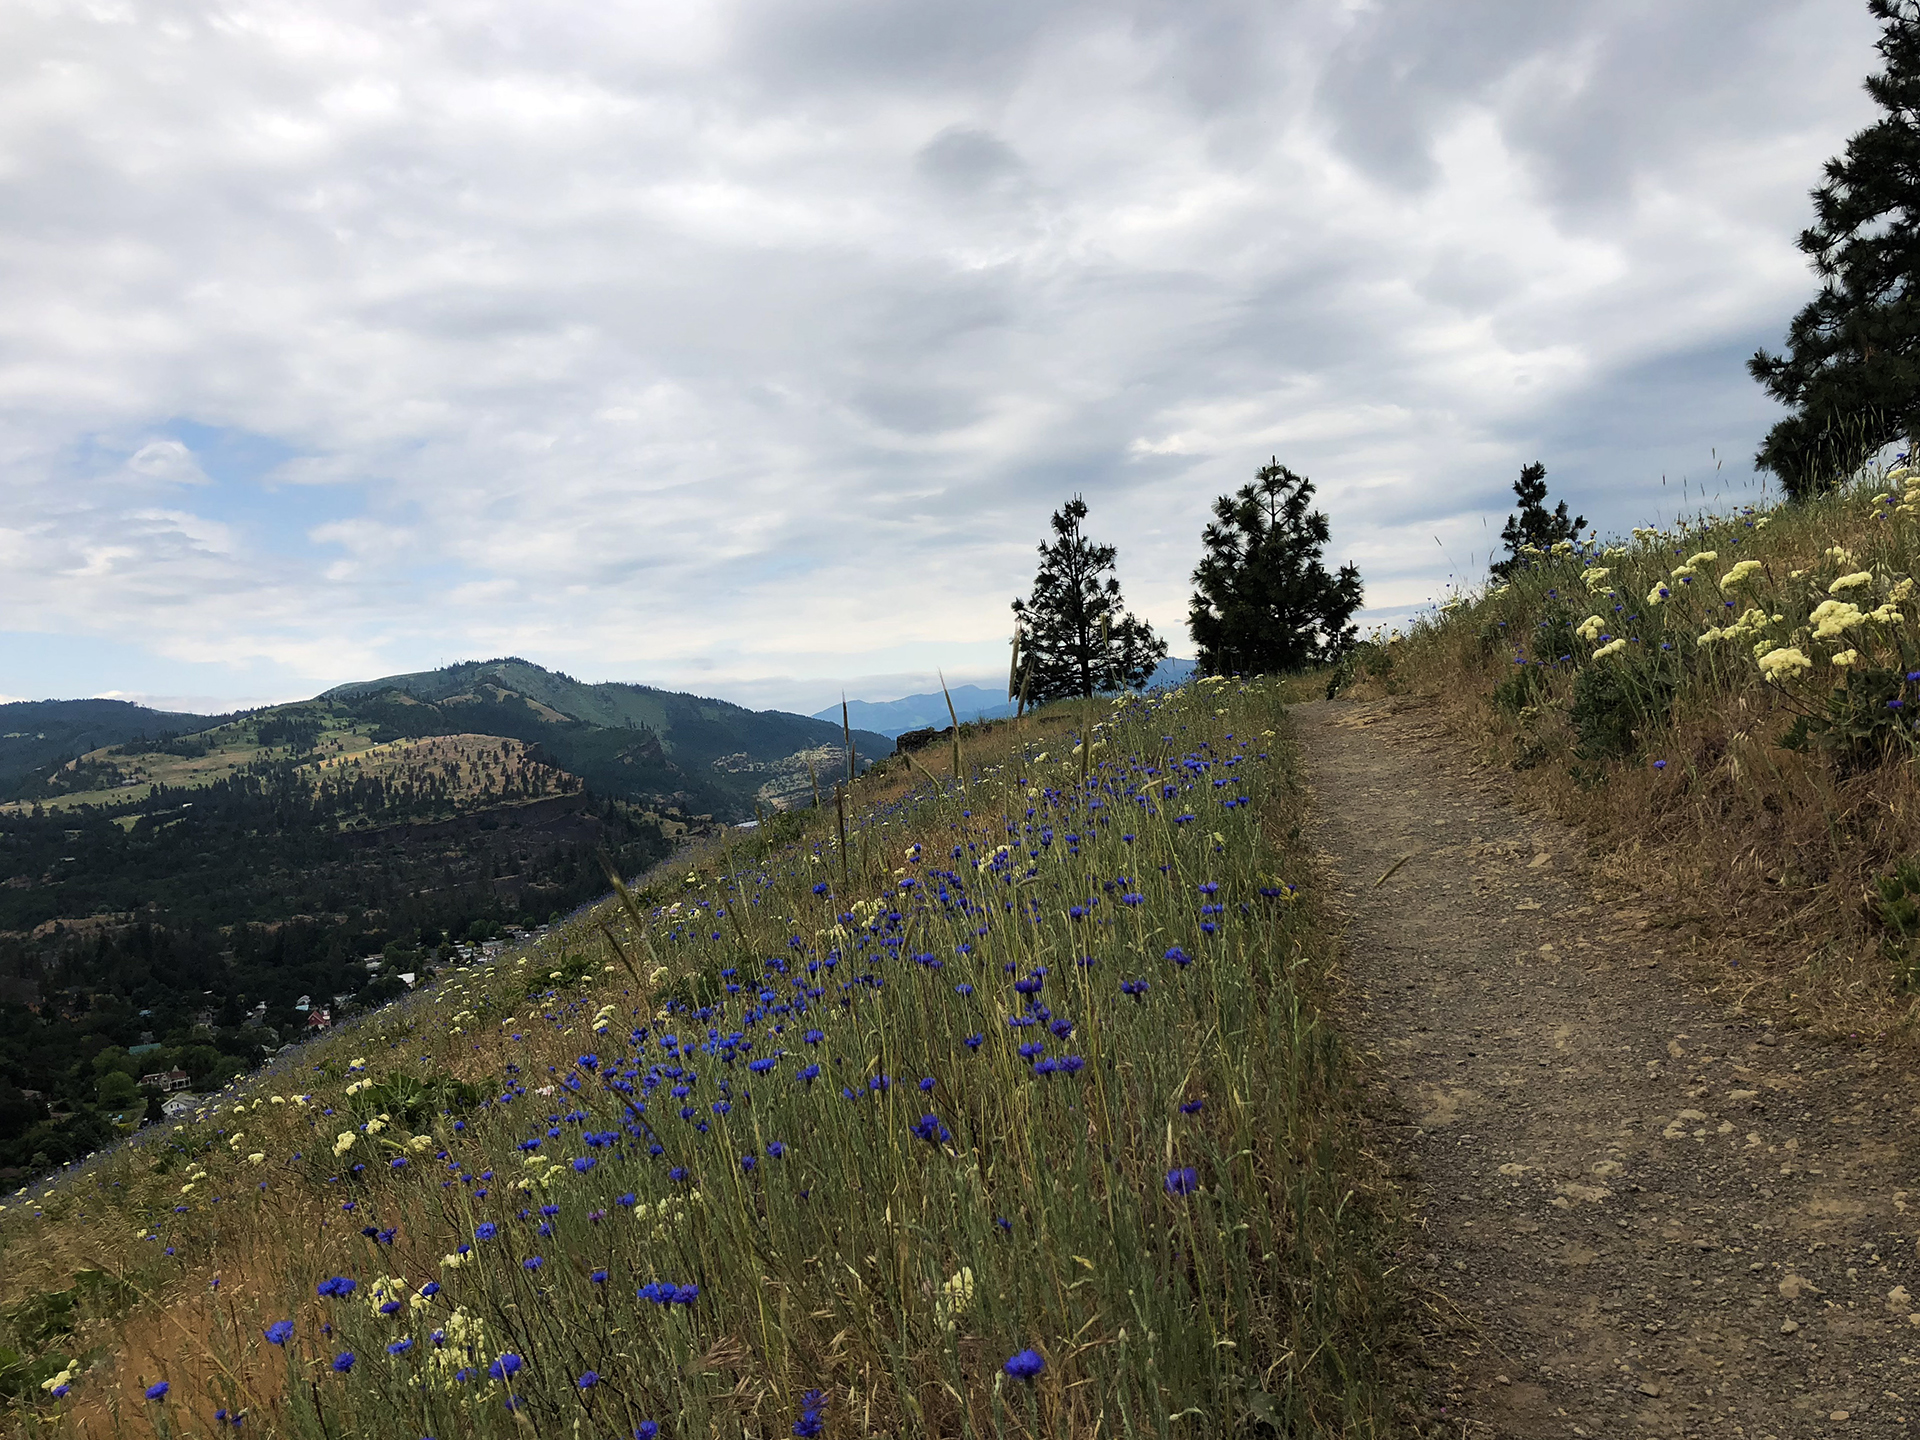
xmin=1575 ymin=615 xmax=1606 ymax=643
xmin=247 ymin=1152 xmax=266 ymax=1165
xmin=1720 ymin=559 xmax=1762 ymax=589
xmin=1646 ymin=582 xmax=1671 ymax=606
xmin=1592 ymin=638 xmax=1628 ymax=659
xmin=1758 ymin=647 xmax=1813 ymax=682
xmin=1826 ymin=546 xmax=1854 ymax=566
xmin=1895 ymin=578 xmax=1916 ymax=602
xmin=1870 ymin=603 xmax=1903 ymax=624
xmin=1811 ymin=599 xmax=1865 ymax=639
xmin=1670 ymin=564 xmax=1698 ymax=581
xmin=1832 ymin=649 xmax=1861 ymax=668
xmin=937 ymin=1267 xmax=976 ymax=1329
xmin=1685 ymin=551 xmax=1718 ymax=567
xmin=1582 ymin=567 xmax=1611 ymax=591
xmin=40 ymin=1361 xmax=77 ymax=1394
xmin=333 ymin=1131 xmax=357 ymax=1157
xmin=1829 ymin=571 xmax=1874 ymax=595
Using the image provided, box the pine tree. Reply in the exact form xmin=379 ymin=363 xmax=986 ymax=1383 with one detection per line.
xmin=1010 ymin=497 xmax=1167 ymax=706
xmin=1750 ymin=0 xmax=1920 ymax=498
xmin=1492 ymin=462 xmax=1585 ymax=579
xmin=1187 ymin=460 xmax=1363 ymax=676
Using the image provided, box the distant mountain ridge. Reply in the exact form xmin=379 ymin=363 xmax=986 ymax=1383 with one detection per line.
xmin=321 ymin=657 xmax=893 ymax=816
xmin=0 ymin=698 xmax=241 ymax=786
xmin=822 ymin=658 xmax=1198 ymax=737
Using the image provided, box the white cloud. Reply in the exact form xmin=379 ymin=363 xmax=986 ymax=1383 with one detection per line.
xmin=0 ymin=0 xmax=1885 ymax=707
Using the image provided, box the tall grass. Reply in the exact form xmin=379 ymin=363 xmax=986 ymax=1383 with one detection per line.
xmin=1351 ymin=462 xmax=1920 ymax=1035
xmin=0 ymin=680 xmax=1399 ymax=1438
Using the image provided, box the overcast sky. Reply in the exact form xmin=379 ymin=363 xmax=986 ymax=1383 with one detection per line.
xmin=0 ymin=0 xmax=1887 ymax=715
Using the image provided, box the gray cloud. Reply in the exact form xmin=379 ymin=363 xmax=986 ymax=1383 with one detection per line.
xmin=0 ymin=0 xmax=1888 ymax=711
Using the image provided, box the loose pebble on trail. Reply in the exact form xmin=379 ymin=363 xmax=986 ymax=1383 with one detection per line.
xmin=1296 ymin=697 xmax=1920 ymax=1439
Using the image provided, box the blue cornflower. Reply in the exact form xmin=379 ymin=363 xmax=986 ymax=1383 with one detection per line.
xmin=265 ymin=1320 xmax=295 ymax=1345
xmin=767 ymin=1140 xmax=786 ymax=1158
xmin=1180 ymin=1099 xmax=1204 ymax=1115
xmin=333 ymin=1353 xmax=355 ymax=1373
xmin=591 ymin=1269 xmax=609 ymax=1284
xmin=793 ymin=1386 xmax=828 ymax=1436
xmin=918 ymin=1077 xmax=935 ymax=1092
xmin=1013 ymin=974 xmax=1043 ymax=995
xmin=955 ymin=983 xmax=974 ymax=996
xmin=911 ymin=1113 xmax=952 ymax=1146
xmin=488 ymin=1354 xmax=523 ymax=1379
xmin=578 ymin=1370 xmax=600 ymax=1389
xmin=963 ymin=1034 xmax=984 ymax=1049
xmin=1003 ymin=1349 xmax=1045 ymax=1380
xmin=741 ymin=1154 xmax=757 ymax=1173
xmin=804 ymin=1029 xmax=825 ymax=1045
xmin=317 ymin=1276 xmax=358 ymax=1297
xmin=524 ymin=1256 xmax=544 ymax=1272
xmin=1164 ymin=945 xmax=1192 ymax=967
xmin=145 ymin=1382 xmax=170 ymax=1401
xmin=637 ymin=1424 xmax=660 ymax=1439
xmin=474 ymin=1222 xmax=498 ymax=1241
xmin=387 ymin=1337 xmax=413 ymax=1356
xmin=797 ymin=1063 xmax=820 ymax=1084
xmin=1165 ymin=1166 xmax=1200 ymax=1196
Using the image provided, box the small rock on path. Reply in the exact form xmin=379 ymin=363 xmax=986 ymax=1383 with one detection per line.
xmin=1296 ymin=698 xmax=1920 ymax=1439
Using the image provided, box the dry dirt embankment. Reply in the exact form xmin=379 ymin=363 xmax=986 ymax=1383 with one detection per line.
xmin=1297 ymin=697 xmax=1920 ymax=1439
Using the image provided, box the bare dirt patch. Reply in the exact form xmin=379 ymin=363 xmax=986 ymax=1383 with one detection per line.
xmin=1297 ymin=696 xmax=1920 ymax=1439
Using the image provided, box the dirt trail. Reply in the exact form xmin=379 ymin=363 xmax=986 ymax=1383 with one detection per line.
xmin=1295 ymin=698 xmax=1920 ymax=1439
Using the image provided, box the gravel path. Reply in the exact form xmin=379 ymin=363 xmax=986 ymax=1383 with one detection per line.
xmin=1294 ymin=697 xmax=1920 ymax=1439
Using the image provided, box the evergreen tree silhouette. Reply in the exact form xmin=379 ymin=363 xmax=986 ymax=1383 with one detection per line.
xmin=1188 ymin=460 xmax=1363 ymax=675
xmin=1493 ymin=462 xmax=1585 ymax=579
xmin=1010 ymin=497 xmax=1167 ymax=706
xmin=1750 ymin=0 xmax=1920 ymax=496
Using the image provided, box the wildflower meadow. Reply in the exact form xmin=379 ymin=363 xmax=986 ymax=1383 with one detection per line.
xmin=0 ymin=680 xmax=1397 ymax=1438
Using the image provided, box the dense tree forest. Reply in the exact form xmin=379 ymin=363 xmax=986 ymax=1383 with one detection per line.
xmin=0 ymin=758 xmax=667 ymax=1181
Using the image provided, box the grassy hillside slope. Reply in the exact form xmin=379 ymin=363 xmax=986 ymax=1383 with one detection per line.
xmin=0 ymin=701 xmax=239 ymax=790
xmin=1346 ymin=465 xmax=1920 ymax=1037
xmin=0 ymin=681 xmax=1402 ymax=1439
